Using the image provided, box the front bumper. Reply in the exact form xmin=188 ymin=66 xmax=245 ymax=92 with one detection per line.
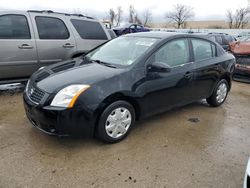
xmin=243 ymin=158 xmax=250 ymax=188
xmin=23 ymin=91 xmax=96 ymax=137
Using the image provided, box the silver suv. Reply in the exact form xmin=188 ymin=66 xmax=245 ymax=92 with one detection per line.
xmin=0 ymin=10 xmax=111 ymax=84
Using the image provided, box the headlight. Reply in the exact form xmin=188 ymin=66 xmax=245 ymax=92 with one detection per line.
xmin=50 ymin=84 xmax=90 ymax=108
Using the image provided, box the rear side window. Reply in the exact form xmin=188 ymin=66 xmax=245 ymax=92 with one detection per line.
xmin=155 ymin=39 xmax=190 ymax=67
xmin=35 ymin=16 xmax=69 ymax=39
xmin=108 ymin=30 xmax=116 ymax=39
xmin=71 ymin=19 xmax=107 ymax=40
xmin=224 ymin=35 xmax=235 ymax=43
xmin=0 ymin=14 xmax=30 ymax=39
xmin=208 ymin=36 xmax=216 ymax=42
xmin=192 ymin=39 xmax=216 ymax=61
xmin=215 ymin=36 xmax=223 ymax=44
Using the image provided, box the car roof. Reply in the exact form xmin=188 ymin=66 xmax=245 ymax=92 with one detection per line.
xmin=0 ymin=10 xmax=95 ymax=20
xmin=125 ymin=31 xmax=212 ymax=40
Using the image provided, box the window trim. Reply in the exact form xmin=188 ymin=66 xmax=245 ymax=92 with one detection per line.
xmin=0 ymin=14 xmax=31 ymax=39
xmin=35 ymin=16 xmax=70 ymax=40
xmin=191 ymin=38 xmax=217 ymax=62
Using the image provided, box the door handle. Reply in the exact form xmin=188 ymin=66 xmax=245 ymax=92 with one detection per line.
xmin=63 ymin=43 xmax=75 ymax=48
xmin=184 ymin=72 xmax=193 ymax=79
xmin=18 ymin=44 xmax=33 ymax=49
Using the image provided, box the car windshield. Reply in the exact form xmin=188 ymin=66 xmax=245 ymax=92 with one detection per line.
xmin=86 ymin=36 xmax=158 ymax=66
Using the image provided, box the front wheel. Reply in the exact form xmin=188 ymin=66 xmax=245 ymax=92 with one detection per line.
xmin=96 ymin=101 xmax=135 ymax=143
xmin=206 ymin=79 xmax=229 ymax=107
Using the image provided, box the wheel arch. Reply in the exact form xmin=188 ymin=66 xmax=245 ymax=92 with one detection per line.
xmin=93 ymin=92 xmax=141 ymax=133
xmin=220 ymin=73 xmax=232 ymax=91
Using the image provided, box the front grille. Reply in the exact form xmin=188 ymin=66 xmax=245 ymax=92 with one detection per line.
xmin=236 ymin=56 xmax=250 ymax=65
xmin=27 ymin=82 xmax=45 ymax=104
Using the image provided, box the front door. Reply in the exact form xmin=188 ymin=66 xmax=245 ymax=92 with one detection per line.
xmin=143 ymin=38 xmax=196 ymax=116
xmin=0 ymin=13 xmax=38 ymax=80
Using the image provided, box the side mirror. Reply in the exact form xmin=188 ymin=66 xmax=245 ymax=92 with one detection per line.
xmin=148 ymin=61 xmax=171 ymax=73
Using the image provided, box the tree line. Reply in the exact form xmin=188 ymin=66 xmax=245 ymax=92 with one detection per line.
xmin=107 ymin=5 xmax=152 ymax=27
xmin=106 ymin=4 xmax=250 ymax=29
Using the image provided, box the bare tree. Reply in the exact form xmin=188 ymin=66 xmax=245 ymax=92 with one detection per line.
xmin=142 ymin=9 xmax=152 ymax=26
xmin=116 ymin=6 xmax=123 ymax=26
xmin=165 ymin=4 xmax=194 ymax=29
xmin=226 ymin=8 xmax=250 ymax=29
xmin=226 ymin=10 xmax=234 ymax=29
xmin=134 ymin=14 xmax=142 ymax=24
xmin=109 ymin=8 xmax=116 ymax=26
xmin=129 ymin=5 xmax=136 ymax=23
xmin=235 ymin=8 xmax=250 ymax=28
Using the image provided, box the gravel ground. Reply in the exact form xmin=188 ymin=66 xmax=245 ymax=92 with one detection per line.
xmin=0 ymin=81 xmax=249 ymax=188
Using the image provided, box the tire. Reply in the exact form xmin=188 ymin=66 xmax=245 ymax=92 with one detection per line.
xmin=96 ymin=100 xmax=135 ymax=143
xmin=206 ymin=79 xmax=229 ymax=107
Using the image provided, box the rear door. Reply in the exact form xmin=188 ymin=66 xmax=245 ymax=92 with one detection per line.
xmin=191 ymin=38 xmax=221 ymax=99
xmin=0 ymin=13 xmax=38 ymax=80
xmin=29 ymin=13 xmax=76 ymax=66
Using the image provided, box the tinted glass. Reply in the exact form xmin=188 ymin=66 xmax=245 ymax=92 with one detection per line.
xmin=155 ymin=39 xmax=189 ymax=67
xmin=192 ymin=39 xmax=214 ymax=61
xmin=208 ymin=36 xmax=216 ymax=42
xmin=36 ymin=16 xmax=69 ymax=39
xmin=215 ymin=36 xmax=223 ymax=44
xmin=137 ymin=25 xmax=142 ymax=29
xmin=130 ymin=25 xmax=136 ymax=29
xmin=224 ymin=35 xmax=235 ymax=43
xmin=71 ymin=19 xmax=107 ymax=40
xmin=0 ymin=15 xmax=30 ymax=39
xmin=87 ymin=36 xmax=158 ymax=66
xmin=108 ymin=30 xmax=116 ymax=39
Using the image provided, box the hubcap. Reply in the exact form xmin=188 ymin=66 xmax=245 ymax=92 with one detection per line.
xmin=105 ymin=107 xmax=132 ymax=139
xmin=216 ymin=83 xmax=227 ymax=103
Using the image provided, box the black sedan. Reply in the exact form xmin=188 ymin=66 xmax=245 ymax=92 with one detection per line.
xmin=23 ymin=32 xmax=235 ymax=143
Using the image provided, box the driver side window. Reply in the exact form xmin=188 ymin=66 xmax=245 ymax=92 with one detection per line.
xmin=155 ymin=39 xmax=190 ymax=67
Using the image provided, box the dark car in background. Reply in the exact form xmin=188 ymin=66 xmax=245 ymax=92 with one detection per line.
xmin=113 ymin=23 xmax=150 ymax=36
xmin=205 ymin=33 xmax=236 ymax=51
xmin=229 ymin=37 xmax=250 ymax=83
xmin=23 ymin=32 xmax=235 ymax=143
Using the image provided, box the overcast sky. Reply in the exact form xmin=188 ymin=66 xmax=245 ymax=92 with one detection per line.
xmin=0 ymin=0 xmax=249 ymax=22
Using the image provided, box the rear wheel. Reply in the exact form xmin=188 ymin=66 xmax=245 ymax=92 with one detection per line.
xmin=206 ymin=79 xmax=229 ymax=107
xmin=96 ymin=100 xmax=135 ymax=143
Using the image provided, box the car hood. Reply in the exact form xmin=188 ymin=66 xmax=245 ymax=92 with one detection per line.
xmin=32 ymin=58 xmax=124 ymax=93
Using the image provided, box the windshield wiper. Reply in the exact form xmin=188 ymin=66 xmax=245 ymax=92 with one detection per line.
xmin=91 ymin=59 xmax=117 ymax=68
